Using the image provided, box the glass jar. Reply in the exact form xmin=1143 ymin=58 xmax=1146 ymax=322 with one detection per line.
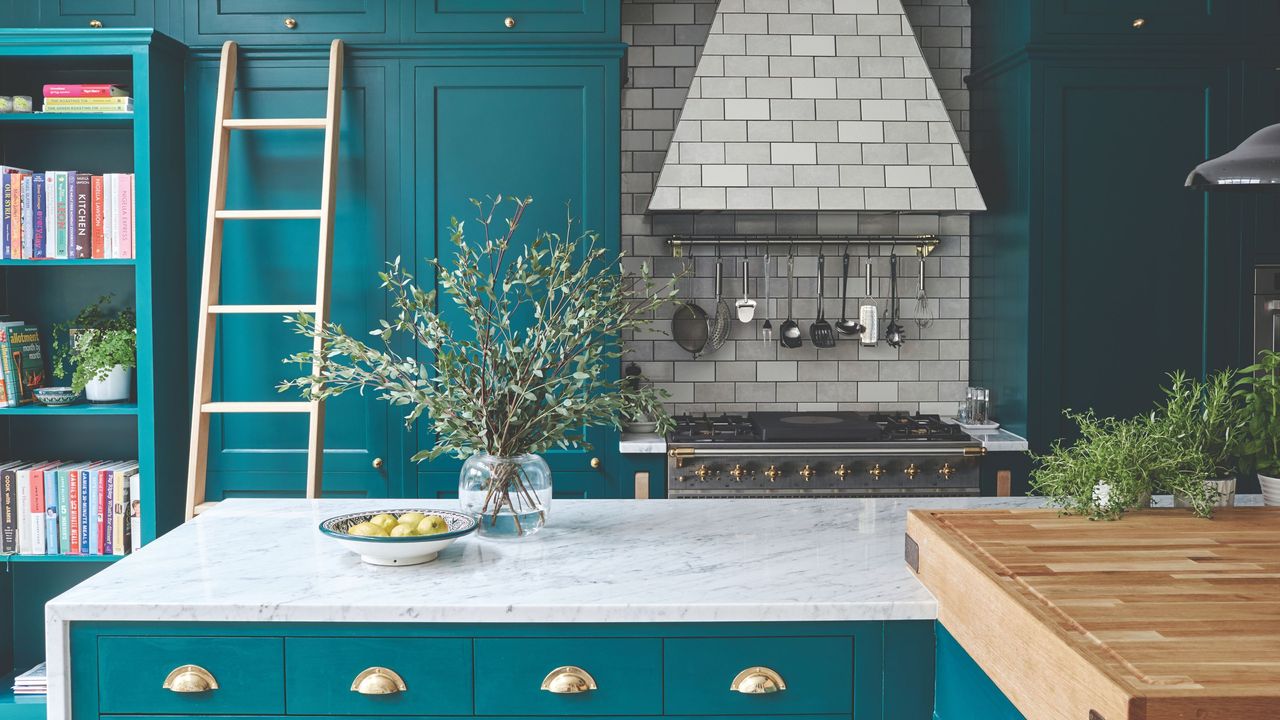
xmin=459 ymin=453 xmax=551 ymax=540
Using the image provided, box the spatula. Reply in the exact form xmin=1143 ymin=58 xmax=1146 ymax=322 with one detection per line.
xmin=809 ymin=251 xmax=836 ymax=348
xmin=736 ymin=255 xmax=757 ymax=322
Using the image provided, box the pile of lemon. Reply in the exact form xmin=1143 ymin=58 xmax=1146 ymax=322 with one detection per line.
xmin=347 ymin=511 xmax=449 ymax=537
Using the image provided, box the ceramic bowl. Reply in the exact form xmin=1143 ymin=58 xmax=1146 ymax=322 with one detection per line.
xmin=33 ymin=386 xmax=78 ymax=406
xmin=319 ymin=508 xmax=477 ymax=566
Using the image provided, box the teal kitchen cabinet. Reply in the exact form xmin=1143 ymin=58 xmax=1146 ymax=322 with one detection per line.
xmin=186 ymin=0 xmax=393 ymax=43
xmin=185 ymin=56 xmax=402 ymax=500
xmin=409 ymin=53 xmax=622 ymax=491
xmin=933 ymin=624 xmax=1024 ymax=720
xmin=36 ymin=0 xmax=155 ymax=30
xmin=406 ymin=0 xmax=619 ymax=42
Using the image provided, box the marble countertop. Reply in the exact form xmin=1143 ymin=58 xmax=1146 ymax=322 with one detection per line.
xmin=619 ymin=432 xmax=666 ymax=453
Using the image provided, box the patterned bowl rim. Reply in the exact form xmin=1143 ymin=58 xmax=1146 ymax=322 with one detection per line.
xmin=34 ymin=387 xmax=76 ymax=396
xmin=318 ymin=508 xmax=477 ymax=544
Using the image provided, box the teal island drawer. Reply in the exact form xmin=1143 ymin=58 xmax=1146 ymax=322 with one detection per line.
xmin=285 ymin=637 xmax=472 ymax=715
xmin=664 ymin=636 xmax=854 ymax=715
xmin=98 ymin=636 xmax=284 ymax=714
xmin=474 ymin=638 xmax=662 ymax=715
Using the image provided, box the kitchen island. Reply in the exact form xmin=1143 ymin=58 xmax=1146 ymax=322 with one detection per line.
xmin=45 ymin=497 xmax=1043 ymax=720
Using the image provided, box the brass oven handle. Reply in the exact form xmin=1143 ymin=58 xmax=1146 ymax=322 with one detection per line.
xmin=163 ymin=665 xmax=218 ymax=693
xmin=351 ymin=667 xmax=407 ymax=695
xmin=541 ymin=666 xmax=597 ymax=694
xmin=730 ymin=666 xmax=786 ymax=694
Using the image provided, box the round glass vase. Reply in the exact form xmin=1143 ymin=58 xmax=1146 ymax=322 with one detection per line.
xmin=459 ymin=453 xmax=551 ymax=540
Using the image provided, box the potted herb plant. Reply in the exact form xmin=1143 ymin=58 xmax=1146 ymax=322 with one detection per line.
xmin=282 ymin=196 xmax=676 ymax=539
xmin=1236 ymin=350 xmax=1280 ymax=505
xmin=52 ymin=295 xmax=137 ymax=404
xmin=1160 ymin=369 xmax=1245 ymax=508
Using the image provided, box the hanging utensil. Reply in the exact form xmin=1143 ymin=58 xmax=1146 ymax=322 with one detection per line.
xmin=885 ymin=254 xmax=905 ymax=348
xmin=761 ymin=249 xmax=773 ymax=343
xmin=810 ymin=250 xmax=836 ymax=349
xmin=707 ymin=252 xmax=733 ymax=352
xmin=914 ymin=253 xmax=935 ymax=330
xmin=670 ymin=256 xmax=710 ymax=358
xmin=736 ymin=251 xmax=757 ymax=323
xmin=780 ymin=249 xmax=803 ymax=349
xmin=835 ymin=245 xmax=865 ymax=339
xmin=859 ymin=260 xmax=878 ymax=347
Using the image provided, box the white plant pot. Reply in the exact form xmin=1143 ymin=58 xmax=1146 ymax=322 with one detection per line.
xmin=1260 ymin=472 xmax=1280 ymax=507
xmin=1173 ymin=477 xmax=1237 ymax=509
xmin=84 ymin=365 xmax=132 ymax=403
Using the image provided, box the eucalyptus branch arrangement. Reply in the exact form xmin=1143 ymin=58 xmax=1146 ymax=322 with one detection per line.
xmin=281 ymin=195 xmax=677 ymax=523
xmin=51 ymin=295 xmax=137 ymax=394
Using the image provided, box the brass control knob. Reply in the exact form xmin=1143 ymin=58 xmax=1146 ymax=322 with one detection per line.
xmin=939 ymin=462 xmax=956 ymax=480
xmin=904 ymin=463 xmax=920 ymax=479
xmin=351 ymin=667 xmax=406 ymax=695
xmin=1131 ymin=17 xmax=1145 ymax=28
xmin=833 ymin=464 xmax=852 ymax=481
xmin=284 ymin=16 xmax=298 ymax=29
xmin=764 ymin=465 xmax=781 ymax=482
xmin=694 ymin=465 xmax=713 ymax=481
xmin=729 ymin=464 xmax=747 ymax=481
xmin=504 ymin=16 xmax=517 ymax=28
xmin=541 ymin=666 xmax=597 ymax=694
xmin=869 ymin=463 xmax=886 ymax=479
xmin=163 ymin=665 xmax=218 ymax=693
xmin=89 ymin=19 xmax=103 ymax=28
xmin=730 ymin=666 xmax=787 ymax=694
xmin=799 ymin=464 xmax=815 ymax=481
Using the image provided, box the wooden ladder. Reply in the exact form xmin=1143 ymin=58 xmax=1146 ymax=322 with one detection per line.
xmin=185 ymin=39 xmax=344 ymax=520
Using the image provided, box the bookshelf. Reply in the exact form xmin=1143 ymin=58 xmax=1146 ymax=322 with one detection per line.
xmin=0 ymin=29 xmax=187 ymax=713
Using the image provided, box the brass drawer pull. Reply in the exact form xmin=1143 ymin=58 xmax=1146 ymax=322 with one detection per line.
xmin=351 ymin=667 xmax=407 ymax=695
xmin=284 ymin=17 xmax=298 ymax=29
xmin=1131 ymin=17 xmax=1146 ymax=28
xmin=730 ymin=666 xmax=786 ymax=694
xmin=89 ymin=19 xmax=103 ymax=28
xmin=541 ymin=666 xmax=597 ymax=694
xmin=163 ymin=665 xmax=218 ymax=693
xmin=504 ymin=16 xmax=517 ymax=28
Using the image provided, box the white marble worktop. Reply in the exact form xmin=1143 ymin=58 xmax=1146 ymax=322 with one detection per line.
xmin=619 ymin=432 xmax=666 ymax=454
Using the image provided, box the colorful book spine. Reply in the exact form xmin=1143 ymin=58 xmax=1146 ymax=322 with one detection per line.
xmin=2 ymin=172 xmax=12 ymax=260
xmin=42 ymin=174 xmax=55 ymax=259
xmin=91 ymin=175 xmax=104 ymax=259
xmin=88 ymin=468 xmax=100 ymax=555
xmin=54 ymin=172 xmax=68 ymax=259
xmin=42 ymin=84 xmax=130 ymax=98
xmin=31 ymin=172 xmax=45 ymax=258
xmin=79 ymin=468 xmax=89 ymax=555
xmin=10 ymin=326 xmax=43 ymax=405
xmin=0 ymin=327 xmax=16 ymax=409
xmin=67 ymin=467 xmax=79 ymax=555
xmin=42 ymin=465 xmax=57 ymax=554
xmin=74 ymin=173 xmax=91 ymax=259
xmin=0 ymin=467 xmax=16 ymax=553
xmin=120 ymin=175 xmax=133 ymax=259
xmin=15 ymin=467 xmax=28 ymax=555
xmin=20 ymin=175 xmax=33 ymax=259
xmin=29 ymin=465 xmax=45 ymax=555
xmin=127 ymin=471 xmax=138 ymax=553
xmin=103 ymin=174 xmax=115 ymax=259
xmin=104 ymin=469 xmax=114 ymax=556
xmin=11 ymin=174 xmax=24 ymax=259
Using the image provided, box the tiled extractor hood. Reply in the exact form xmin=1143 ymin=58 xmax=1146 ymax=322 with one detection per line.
xmin=648 ymin=0 xmax=984 ymax=212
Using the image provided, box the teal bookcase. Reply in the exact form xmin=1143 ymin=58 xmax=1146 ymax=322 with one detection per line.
xmin=0 ymin=28 xmax=186 ymax=715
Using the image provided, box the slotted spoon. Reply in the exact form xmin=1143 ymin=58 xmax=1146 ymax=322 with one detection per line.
xmin=780 ymin=251 xmax=803 ymax=349
xmin=809 ymin=251 xmax=836 ymax=348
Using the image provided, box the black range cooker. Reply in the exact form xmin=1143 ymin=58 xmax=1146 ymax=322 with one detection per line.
xmin=666 ymin=411 xmax=985 ymax=497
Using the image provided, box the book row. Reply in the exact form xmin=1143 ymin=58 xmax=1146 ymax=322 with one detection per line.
xmin=1 ymin=167 xmax=136 ymax=259
xmin=0 ymin=460 xmax=141 ymax=557
xmin=0 ymin=320 xmax=43 ymax=407
xmin=41 ymin=96 xmax=134 ymax=114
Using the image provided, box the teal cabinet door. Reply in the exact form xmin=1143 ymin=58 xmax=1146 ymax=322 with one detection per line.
xmin=410 ymin=57 xmax=621 ymax=491
xmin=1037 ymin=62 xmax=1231 ymax=443
xmin=189 ymin=0 xmax=391 ymax=42
xmin=37 ymin=0 xmax=154 ymax=29
xmin=98 ymin=636 xmax=285 ymax=714
xmin=1036 ymin=0 xmax=1238 ymax=37
xmin=285 ymin=637 xmax=473 ymax=715
xmin=187 ymin=58 xmax=400 ymax=499
xmin=473 ymin=638 xmax=662 ymax=716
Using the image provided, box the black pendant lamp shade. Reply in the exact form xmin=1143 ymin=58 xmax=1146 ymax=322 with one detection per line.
xmin=1187 ymin=124 xmax=1280 ymax=190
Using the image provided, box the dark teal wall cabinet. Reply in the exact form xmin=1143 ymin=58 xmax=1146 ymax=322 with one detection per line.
xmin=175 ymin=8 xmax=625 ymax=499
xmin=969 ymin=7 xmax=1277 ymax=466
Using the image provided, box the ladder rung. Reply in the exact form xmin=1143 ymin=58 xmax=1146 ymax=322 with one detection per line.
xmin=192 ymin=501 xmax=219 ymax=516
xmin=208 ymin=304 xmax=318 ymax=315
xmin=223 ymin=118 xmax=326 ymax=130
xmin=215 ymin=209 xmax=323 ymax=220
xmin=202 ymin=401 xmax=313 ymax=414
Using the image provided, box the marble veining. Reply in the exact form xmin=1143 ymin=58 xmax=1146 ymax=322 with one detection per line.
xmin=619 ymin=432 xmax=667 ymax=454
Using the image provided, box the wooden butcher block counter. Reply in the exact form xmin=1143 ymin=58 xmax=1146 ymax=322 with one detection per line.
xmin=907 ymin=507 xmax=1280 ymax=720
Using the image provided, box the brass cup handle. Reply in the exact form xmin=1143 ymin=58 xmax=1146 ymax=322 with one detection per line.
xmin=351 ymin=667 xmax=407 ymax=695
xmin=730 ymin=666 xmax=786 ymax=694
xmin=541 ymin=666 xmax=597 ymax=694
xmin=163 ymin=665 xmax=218 ymax=693
xmin=89 ymin=19 xmax=103 ymax=28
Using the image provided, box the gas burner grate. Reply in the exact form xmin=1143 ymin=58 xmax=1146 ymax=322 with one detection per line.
xmin=871 ymin=413 xmax=969 ymax=441
xmin=670 ymin=413 xmax=758 ymax=443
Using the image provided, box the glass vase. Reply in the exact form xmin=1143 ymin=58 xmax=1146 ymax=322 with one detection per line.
xmin=459 ymin=453 xmax=551 ymax=540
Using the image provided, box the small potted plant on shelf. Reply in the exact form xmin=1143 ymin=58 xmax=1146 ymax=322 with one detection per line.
xmin=52 ymin=295 xmax=136 ymax=404
xmin=1159 ymin=369 xmax=1246 ymax=508
xmin=282 ymin=195 xmax=676 ymax=539
xmin=1235 ymin=350 xmax=1280 ymax=505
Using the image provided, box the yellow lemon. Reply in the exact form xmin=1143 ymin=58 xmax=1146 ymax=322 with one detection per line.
xmin=347 ymin=521 xmax=388 ymax=537
xmin=368 ymin=513 xmax=397 ymax=530
xmin=389 ymin=523 xmax=417 ymax=537
xmin=416 ymin=514 xmax=449 ymax=535
xmin=397 ymin=511 xmax=426 ymax=526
